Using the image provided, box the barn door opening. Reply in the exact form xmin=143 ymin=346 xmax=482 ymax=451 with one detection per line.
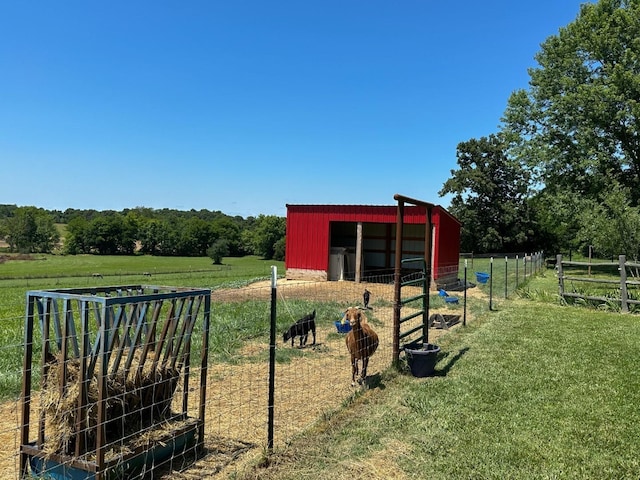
xmin=328 ymin=222 xmax=360 ymax=281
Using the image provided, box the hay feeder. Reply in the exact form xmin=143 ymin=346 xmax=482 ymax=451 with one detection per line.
xmin=19 ymin=285 xmax=211 ymax=480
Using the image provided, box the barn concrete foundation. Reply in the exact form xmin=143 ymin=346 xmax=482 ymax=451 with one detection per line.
xmin=286 ymin=268 xmax=328 ymax=282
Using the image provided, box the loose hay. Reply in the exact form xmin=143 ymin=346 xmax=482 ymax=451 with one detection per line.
xmin=40 ymin=348 xmax=181 ymax=459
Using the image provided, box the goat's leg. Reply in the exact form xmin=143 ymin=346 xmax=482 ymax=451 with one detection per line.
xmin=359 ymin=357 xmax=369 ymax=384
xmin=351 ymin=357 xmax=359 ymax=386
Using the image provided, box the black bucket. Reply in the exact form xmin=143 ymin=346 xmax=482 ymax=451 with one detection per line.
xmin=403 ymin=342 xmax=441 ymax=377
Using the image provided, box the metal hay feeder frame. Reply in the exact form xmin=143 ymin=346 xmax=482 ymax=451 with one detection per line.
xmin=19 ymin=284 xmax=211 ymax=480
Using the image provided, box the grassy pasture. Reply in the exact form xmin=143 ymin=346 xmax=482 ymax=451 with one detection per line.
xmin=0 ymin=253 xmax=281 ymax=282
xmin=0 ymin=254 xmax=284 ymax=399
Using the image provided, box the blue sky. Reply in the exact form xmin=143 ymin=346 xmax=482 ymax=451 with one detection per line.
xmin=0 ymin=1 xmax=592 ymax=218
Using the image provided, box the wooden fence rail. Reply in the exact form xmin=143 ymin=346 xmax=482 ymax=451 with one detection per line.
xmin=556 ymin=254 xmax=640 ymax=313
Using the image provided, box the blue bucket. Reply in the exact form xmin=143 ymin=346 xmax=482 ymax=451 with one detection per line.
xmin=475 ymin=272 xmax=490 ymax=284
xmin=334 ymin=320 xmax=351 ymax=334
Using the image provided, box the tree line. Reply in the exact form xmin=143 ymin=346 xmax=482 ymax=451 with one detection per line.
xmin=0 ymin=205 xmax=285 ymax=262
xmin=440 ymin=0 xmax=640 ymax=261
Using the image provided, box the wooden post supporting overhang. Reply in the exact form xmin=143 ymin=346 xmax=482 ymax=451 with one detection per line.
xmin=392 ymin=194 xmax=435 ymax=364
xmin=355 ymin=222 xmax=363 ymax=283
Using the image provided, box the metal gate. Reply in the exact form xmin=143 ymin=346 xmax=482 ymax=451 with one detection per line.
xmin=395 ymin=257 xmax=430 ymax=358
xmin=391 ymin=193 xmax=435 ymax=364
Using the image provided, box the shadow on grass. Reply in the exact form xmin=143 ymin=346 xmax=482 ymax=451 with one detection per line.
xmin=433 ymin=346 xmax=470 ymax=377
xmin=364 ymin=372 xmax=385 ymax=390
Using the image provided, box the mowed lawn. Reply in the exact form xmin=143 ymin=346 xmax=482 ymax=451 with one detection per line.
xmin=243 ymin=277 xmax=640 ymax=479
xmin=0 ymin=253 xmax=282 ymax=282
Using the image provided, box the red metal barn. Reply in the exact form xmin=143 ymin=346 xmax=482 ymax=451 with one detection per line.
xmin=285 ymin=203 xmax=461 ymax=288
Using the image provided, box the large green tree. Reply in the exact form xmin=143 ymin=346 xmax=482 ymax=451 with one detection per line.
xmin=86 ymin=214 xmax=136 ymax=255
xmin=178 ymin=217 xmax=212 ymax=256
xmin=44 ymin=206 xmax=286 ymax=259
xmin=440 ymin=134 xmax=534 ymax=253
xmin=64 ymin=216 xmax=89 ymax=254
xmin=65 ymin=213 xmax=137 ymax=255
xmin=527 ymin=190 xmax=587 ymax=255
xmin=1 ymin=206 xmax=60 ymax=253
xmin=503 ymin=0 xmax=640 ymax=204
xmin=578 ymin=182 xmax=640 ymax=261
xmin=247 ymin=215 xmax=286 ymax=260
xmin=210 ymin=217 xmax=243 ymax=256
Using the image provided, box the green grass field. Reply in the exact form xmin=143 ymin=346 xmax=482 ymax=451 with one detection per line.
xmin=0 ymin=253 xmax=282 ymax=282
xmin=0 ymin=254 xmax=284 ymax=399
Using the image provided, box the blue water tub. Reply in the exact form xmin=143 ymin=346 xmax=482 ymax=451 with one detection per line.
xmin=475 ymin=272 xmax=490 ymax=284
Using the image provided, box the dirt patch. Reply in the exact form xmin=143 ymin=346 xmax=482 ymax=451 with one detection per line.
xmin=0 ymin=400 xmax=21 ymax=477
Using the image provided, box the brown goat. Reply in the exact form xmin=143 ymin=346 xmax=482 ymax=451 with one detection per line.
xmin=344 ymin=307 xmax=379 ymax=386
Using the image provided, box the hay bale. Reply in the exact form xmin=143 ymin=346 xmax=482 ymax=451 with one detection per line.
xmin=40 ymin=348 xmax=180 ymax=457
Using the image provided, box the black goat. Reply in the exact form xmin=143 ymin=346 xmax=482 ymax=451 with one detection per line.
xmin=283 ymin=310 xmax=317 ymax=347
xmin=363 ymin=289 xmax=371 ymax=309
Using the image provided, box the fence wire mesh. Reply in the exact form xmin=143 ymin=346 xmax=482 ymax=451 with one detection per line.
xmin=0 ymin=261 xmax=514 ymax=479
xmin=458 ymin=252 xmax=545 ymax=304
xmin=201 ymin=274 xmax=399 ymax=477
xmin=0 ymin=275 xmax=409 ymax=479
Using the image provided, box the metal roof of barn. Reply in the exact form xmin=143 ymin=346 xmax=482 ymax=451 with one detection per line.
xmin=286 ymin=203 xmax=397 ymax=208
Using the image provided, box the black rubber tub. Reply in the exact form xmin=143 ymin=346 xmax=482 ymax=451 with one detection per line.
xmin=402 ymin=341 xmax=441 ymax=377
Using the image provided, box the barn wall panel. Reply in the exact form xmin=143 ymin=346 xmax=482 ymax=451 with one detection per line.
xmin=432 ymin=206 xmax=461 ymax=281
xmin=286 ymin=206 xmax=330 ymax=271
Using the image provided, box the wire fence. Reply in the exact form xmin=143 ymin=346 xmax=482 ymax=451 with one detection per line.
xmin=1 ymin=270 xmax=444 ymax=479
xmin=0 ymin=254 xmax=546 ymax=479
xmin=458 ymin=252 xmax=546 ymax=307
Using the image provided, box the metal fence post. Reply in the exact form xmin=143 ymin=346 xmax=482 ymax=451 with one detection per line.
xmin=504 ymin=256 xmax=508 ymax=299
xmin=267 ymin=266 xmax=277 ymax=452
xmin=463 ymin=259 xmax=467 ymax=326
xmin=489 ymin=257 xmax=494 ymax=311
